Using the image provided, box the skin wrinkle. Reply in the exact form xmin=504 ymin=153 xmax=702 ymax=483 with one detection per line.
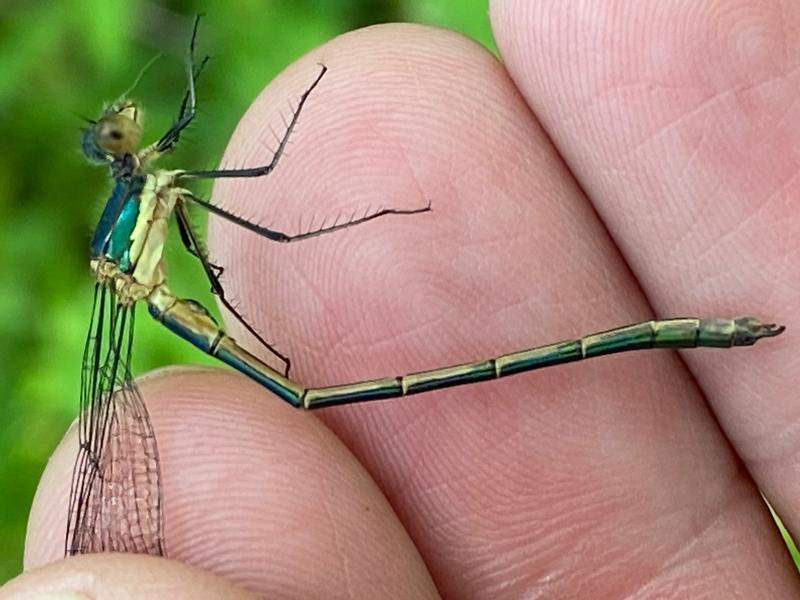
xmin=240 ymin=246 xmax=350 ymax=366
xmin=587 ymin=83 xmax=797 ymax=290
xmin=689 ymin=203 xmax=764 ymax=267
xmin=299 ymin=285 xmax=451 ymax=379
xmin=319 ymin=476 xmax=353 ymax=600
xmin=666 ymin=69 xmax=789 ymax=163
xmin=778 ymin=79 xmax=800 ymax=126
xmin=770 ymin=169 xmax=800 ymax=209
xmin=743 ymin=405 xmax=800 ymax=466
xmin=628 ymin=88 xmax=731 ymax=157
xmin=468 ymin=516 xmax=587 ymax=595
xmin=412 ymin=431 xmax=525 ymax=515
xmin=600 ymin=66 xmax=800 ymax=169
xmin=318 ymin=246 xmax=434 ymax=364
xmin=675 ymin=128 xmax=707 ymax=187
xmin=730 ymin=64 xmax=800 ymax=99
xmin=583 ymin=79 xmax=700 ymax=153
xmin=438 ymin=454 xmax=624 ymax=580
xmin=620 ymin=505 xmax=757 ymax=600
xmin=657 ymin=490 xmax=747 ymax=571
xmin=372 ymin=120 xmax=428 ymax=212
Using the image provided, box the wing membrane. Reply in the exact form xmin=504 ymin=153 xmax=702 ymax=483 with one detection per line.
xmin=66 ymin=284 xmax=164 ymax=555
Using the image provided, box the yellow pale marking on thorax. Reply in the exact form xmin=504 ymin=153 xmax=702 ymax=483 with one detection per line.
xmin=129 ymin=170 xmax=183 ymax=289
xmin=128 ymin=174 xmax=158 ymax=263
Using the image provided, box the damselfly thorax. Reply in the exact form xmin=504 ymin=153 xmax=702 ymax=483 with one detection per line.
xmin=90 ymin=168 xmax=187 ymax=305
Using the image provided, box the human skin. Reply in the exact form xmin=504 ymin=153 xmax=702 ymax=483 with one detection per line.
xmin=8 ymin=1 xmax=800 ymax=598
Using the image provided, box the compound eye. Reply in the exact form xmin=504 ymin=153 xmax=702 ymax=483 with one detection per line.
xmin=95 ymin=113 xmax=142 ymax=155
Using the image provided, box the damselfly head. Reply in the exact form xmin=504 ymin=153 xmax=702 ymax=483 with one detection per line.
xmin=81 ymin=101 xmax=142 ymax=163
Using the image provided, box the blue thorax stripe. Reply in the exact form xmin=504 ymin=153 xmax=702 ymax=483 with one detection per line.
xmin=91 ymin=176 xmax=145 ymax=271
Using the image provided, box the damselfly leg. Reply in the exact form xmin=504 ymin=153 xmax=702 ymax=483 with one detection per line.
xmin=175 ymin=202 xmax=293 ymax=374
xmin=155 ymin=15 xmax=209 ymax=155
xmin=178 ymin=64 xmax=328 ymax=181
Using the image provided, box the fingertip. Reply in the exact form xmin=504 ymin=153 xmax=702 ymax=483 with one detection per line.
xmin=25 ymin=368 xmax=438 ymax=598
xmin=2 ymin=553 xmax=256 ymax=600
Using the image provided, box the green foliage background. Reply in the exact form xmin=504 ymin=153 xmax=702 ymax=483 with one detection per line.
xmin=1 ymin=0 xmax=796 ymax=584
xmin=0 ymin=0 xmax=493 ymax=580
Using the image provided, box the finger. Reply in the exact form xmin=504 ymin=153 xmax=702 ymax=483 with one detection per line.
xmin=210 ymin=24 xmax=797 ymax=597
xmin=491 ymin=0 xmax=800 ymax=538
xmin=25 ymin=369 xmax=439 ymax=599
xmin=0 ymin=553 xmax=255 ymax=599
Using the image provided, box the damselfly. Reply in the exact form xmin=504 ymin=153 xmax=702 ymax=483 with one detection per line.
xmin=69 ymin=16 xmax=785 ymax=557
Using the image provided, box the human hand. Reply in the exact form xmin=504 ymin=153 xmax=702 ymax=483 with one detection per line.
xmin=10 ymin=2 xmax=798 ymax=598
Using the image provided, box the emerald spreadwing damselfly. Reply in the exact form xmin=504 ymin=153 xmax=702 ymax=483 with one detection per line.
xmin=69 ymin=16 xmax=786 ymax=557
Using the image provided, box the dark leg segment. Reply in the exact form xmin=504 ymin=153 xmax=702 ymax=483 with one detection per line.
xmin=185 ymin=193 xmax=432 ymax=243
xmin=178 ymin=65 xmax=328 ymax=181
xmin=156 ymin=14 xmax=210 ymax=154
xmin=174 ymin=203 xmax=292 ymax=374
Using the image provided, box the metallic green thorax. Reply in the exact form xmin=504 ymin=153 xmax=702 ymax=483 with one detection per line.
xmin=90 ymin=177 xmax=144 ymax=273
